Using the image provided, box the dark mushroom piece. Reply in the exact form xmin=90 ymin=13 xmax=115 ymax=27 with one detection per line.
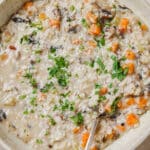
xmin=101 ymin=9 xmax=114 ymax=19
xmin=0 ymin=109 xmax=7 ymax=122
xmin=100 ymin=8 xmax=116 ymax=25
xmin=12 ymin=17 xmax=30 ymax=23
xmin=52 ymin=7 xmax=62 ymax=20
xmin=67 ymin=25 xmax=80 ymax=33
xmin=118 ymin=5 xmax=129 ymax=10
xmin=30 ymin=60 xmax=36 ymax=65
xmin=48 ymin=144 xmax=53 ymax=149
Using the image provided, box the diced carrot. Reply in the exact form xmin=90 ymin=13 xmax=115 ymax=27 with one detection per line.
xmin=72 ymin=39 xmax=82 ymax=45
xmin=23 ymin=1 xmax=33 ymax=10
xmin=123 ymin=63 xmax=135 ymax=75
xmin=0 ymin=53 xmax=8 ymax=61
xmin=49 ymin=19 xmax=60 ymax=29
xmin=116 ymin=125 xmax=126 ymax=132
xmin=138 ymin=97 xmax=147 ymax=109
xmin=111 ymin=42 xmax=119 ymax=53
xmin=125 ymin=50 xmax=136 ymax=60
xmin=9 ymin=45 xmax=16 ymax=51
xmin=90 ymin=145 xmax=98 ymax=150
xmin=88 ymin=24 xmax=101 ymax=36
xmin=126 ymin=97 xmax=136 ymax=106
xmin=84 ymin=0 xmax=89 ymax=3
xmin=119 ymin=18 xmax=129 ymax=33
xmin=81 ymin=132 xmax=89 ymax=148
xmin=39 ymin=13 xmax=47 ymax=20
xmin=88 ymin=40 xmax=97 ymax=48
xmin=72 ymin=127 xmax=82 ymax=134
xmin=105 ymin=105 xmax=111 ymax=113
xmin=99 ymin=87 xmax=108 ymax=95
xmin=86 ymin=12 xmax=98 ymax=24
xmin=141 ymin=24 xmax=148 ymax=31
xmin=126 ymin=113 xmax=139 ymax=126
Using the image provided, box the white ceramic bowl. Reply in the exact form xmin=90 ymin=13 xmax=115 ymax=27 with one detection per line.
xmin=0 ymin=0 xmax=150 ymax=150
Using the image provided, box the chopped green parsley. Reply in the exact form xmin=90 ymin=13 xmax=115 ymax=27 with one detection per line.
xmin=48 ymin=56 xmax=70 ymax=87
xmin=30 ymin=22 xmax=43 ymax=30
xmin=53 ymin=99 xmax=75 ymax=112
xmin=36 ymin=139 xmax=43 ymax=144
xmin=40 ymin=82 xmax=54 ymax=93
xmin=111 ymin=56 xmax=128 ymax=81
xmin=70 ymin=112 xmax=84 ymax=126
xmin=48 ymin=115 xmax=56 ymax=126
xmin=81 ymin=18 xmax=88 ymax=28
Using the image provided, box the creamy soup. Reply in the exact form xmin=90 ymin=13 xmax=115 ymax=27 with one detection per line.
xmin=0 ymin=0 xmax=150 ymax=150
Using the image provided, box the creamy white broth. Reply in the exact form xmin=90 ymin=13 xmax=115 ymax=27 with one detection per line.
xmin=0 ymin=0 xmax=150 ymax=150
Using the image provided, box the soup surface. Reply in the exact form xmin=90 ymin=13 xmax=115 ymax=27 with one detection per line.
xmin=0 ymin=0 xmax=150 ymax=149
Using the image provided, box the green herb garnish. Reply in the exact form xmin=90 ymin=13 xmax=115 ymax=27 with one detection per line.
xmin=81 ymin=18 xmax=88 ymax=28
xmin=70 ymin=5 xmax=75 ymax=11
xmin=113 ymin=88 xmax=118 ymax=94
xmin=109 ymin=83 xmax=113 ymax=88
xmin=70 ymin=112 xmax=84 ymax=126
xmin=95 ymin=36 xmax=105 ymax=47
xmin=98 ymin=95 xmax=106 ymax=102
xmin=84 ymin=60 xmax=95 ymax=68
xmin=40 ymin=82 xmax=54 ymax=93
xmin=111 ymin=97 xmax=120 ymax=115
xmin=53 ymin=99 xmax=75 ymax=112
xmin=111 ymin=56 xmax=128 ymax=81
xmin=20 ymin=35 xmax=29 ymax=44
xmin=48 ymin=115 xmax=56 ymax=126
xmin=24 ymin=70 xmax=38 ymax=88
xmin=36 ymin=139 xmax=43 ymax=144
xmin=60 ymin=91 xmax=71 ymax=98
xmin=20 ymin=31 xmax=37 ymax=44
xmin=79 ymin=44 xmax=85 ymax=51
xmin=30 ymin=22 xmax=43 ymax=30
xmin=19 ymin=95 xmax=26 ymax=100
xmin=23 ymin=109 xmax=29 ymax=115
xmin=138 ymin=21 xmax=142 ymax=26
xmin=34 ymin=49 xmax=42 ymax=54
xmin=35 ymin=57 xmax=41 ymax=63
xmin=48 ymin=56 xmax=70 ymax=87
xmin=30 ymin=97 xmax=37 ymax=106
xmin=96 ymin=57 xmax=106 ymax=73
xmin=95 ymin=83 xmax=102 ymax=89
xmin=50 ymin=46 xmax=57 ymax=53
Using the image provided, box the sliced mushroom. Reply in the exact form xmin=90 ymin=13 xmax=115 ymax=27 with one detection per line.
xmin=104 ymin=26 xmax=116 ymax=39
xmin=52 ymin=7 xmax=62 ymax=20
xmin=12 ymin=17 xmax=30 ymax=23
xmin=67 ymin=25 xmax=80 ymax=33
xmin=0 ymin=109 xmax=7 ymax=122
xmin=118 ymin=5 xmax=129 ymax=10
xmin=101 ymin=9 xmax=114 ymax=19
